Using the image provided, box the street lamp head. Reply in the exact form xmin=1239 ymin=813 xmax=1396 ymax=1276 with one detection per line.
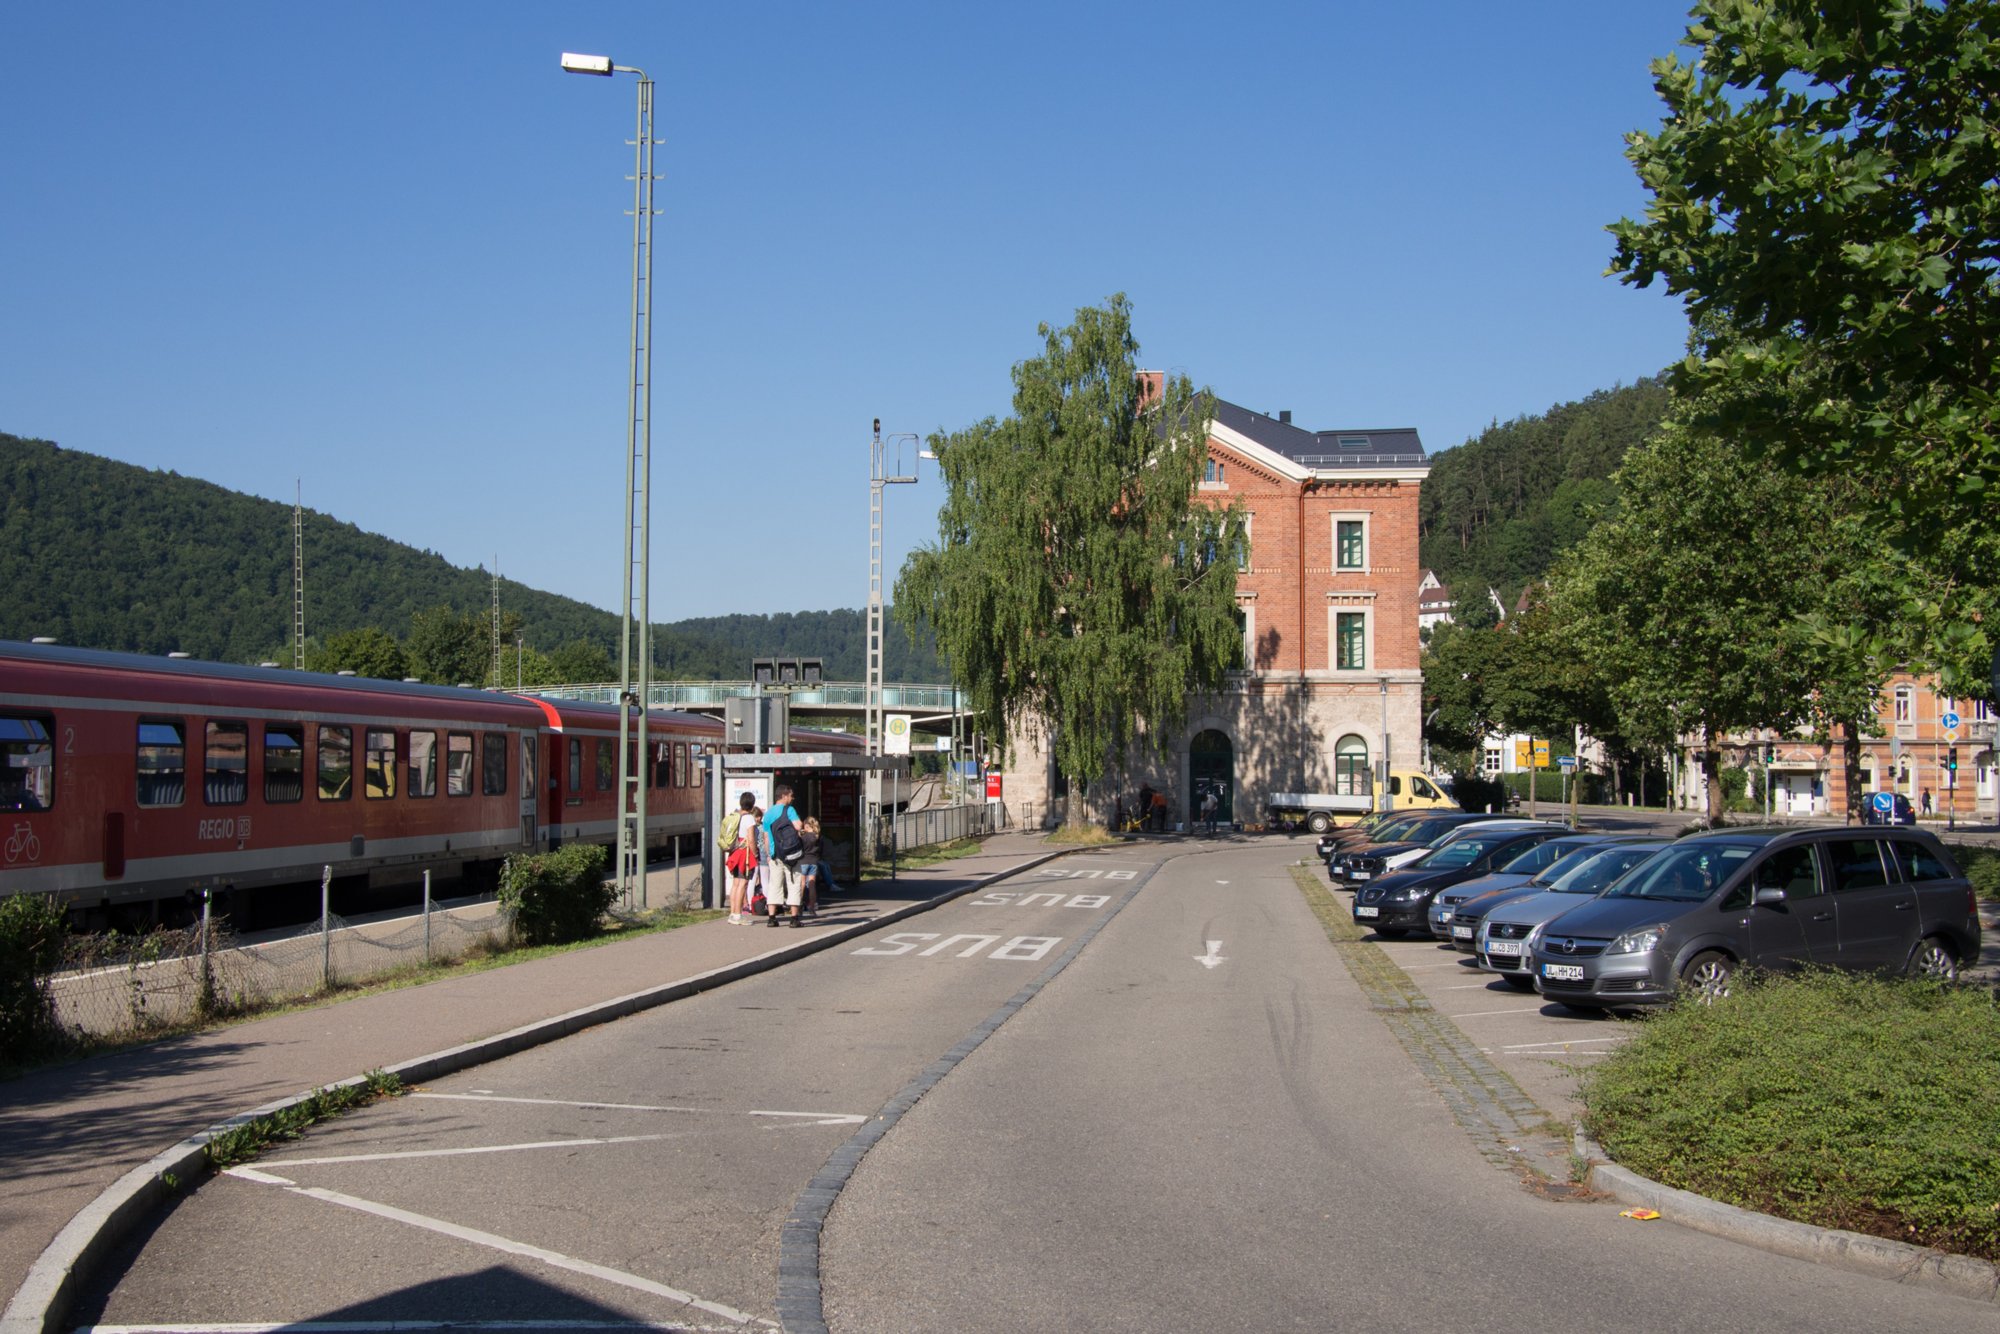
xmin=560 ymin=52 xmax=615 ymax=75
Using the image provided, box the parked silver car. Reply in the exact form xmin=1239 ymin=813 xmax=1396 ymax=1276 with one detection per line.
xmin=1473 ymin=841 xmax=1672 ymax=987
xmin=1427 ymin=834 xmax=1637 ymax=942
xmin=1522 ymin=827 xmax=1981 ymax=1011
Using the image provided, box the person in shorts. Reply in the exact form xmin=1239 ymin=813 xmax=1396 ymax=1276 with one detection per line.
xmin=761 ymin=784 xmax=807 ymax=928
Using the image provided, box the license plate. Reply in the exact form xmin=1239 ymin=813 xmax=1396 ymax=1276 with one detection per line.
xmin=1451 ymin=924 xmax=1472 ymax=940
xmin=1486 ymin=940 xmax=1521 ymax=957
xmin=1355 ymin=906 xmax=1379 ymax=918
xmin=1541 ymin=963 xmax=1584 ymax=982
xmin=1351 ymin=870 xmax=1371 ymax=881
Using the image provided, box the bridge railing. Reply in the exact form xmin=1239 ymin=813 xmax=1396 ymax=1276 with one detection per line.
xmin=532 ymin=680 xmax=962 ymax=712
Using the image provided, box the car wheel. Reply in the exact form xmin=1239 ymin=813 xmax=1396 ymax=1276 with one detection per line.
xmin=1905 ymin=936 xmax=1959 ymax=982
xmin=1679 ymin=950 xmax=1736 ymax=1004
xmin=1307 ymin=812 xmax=1331 ymax=834
xmin=1499 ymin=974 xmax=1535 ymax=991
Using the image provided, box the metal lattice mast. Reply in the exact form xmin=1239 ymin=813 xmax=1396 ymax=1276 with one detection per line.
xmin=292 ymin=483 xmax=305 ymax=671
xmin=868 ymin=419 xmax=886 ymax=763
xmin=490 ymin=559 xmax=503 ymax=688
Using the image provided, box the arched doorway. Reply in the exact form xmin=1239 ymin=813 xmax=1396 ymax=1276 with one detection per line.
xmin=1335 ymin=734 xmax=1371 ymax=798
xmin=1189 ymin=729 xmax=1235 ymax=827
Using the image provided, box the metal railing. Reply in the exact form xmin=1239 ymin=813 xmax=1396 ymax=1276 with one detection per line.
xmin=532 ymin=680 xmax=962 ymax=714
xmin=875 ymin=800 xmax=1009 ymax=854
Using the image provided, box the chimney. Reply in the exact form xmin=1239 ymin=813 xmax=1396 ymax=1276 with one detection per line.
xmin=1279 ymin=410 xmax=1292 ymax=425
xmin=1136 ymin=369 xmax=1165 ymax=409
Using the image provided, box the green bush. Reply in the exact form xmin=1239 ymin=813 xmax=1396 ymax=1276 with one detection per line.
xmin=1948 ymin=843 xmax=2000 ymax=901
xmin=1583 ymin=971 xmax=2000 ymax=1261
xmin=498 ymin=844 xmax=614 ymax=946
xmin=0 ymin=893 xmax=69 ymax=1064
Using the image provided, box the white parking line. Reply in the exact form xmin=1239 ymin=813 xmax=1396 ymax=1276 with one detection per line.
xmin=1498 ymin=1036 xmax=1627 ymax=1051
xmin=78 ymin=1324 xmax=755 ymax=1332
xmin=1447 ymin=1006 xmax=1550 ymax=1020
xmin=220 ymin=1173 xmax=772 ymax=1327
xmin=415 ymin=1093 xmax=863 ymax=1124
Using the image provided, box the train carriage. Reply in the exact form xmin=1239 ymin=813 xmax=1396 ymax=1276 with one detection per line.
xmin=0 ymin=641 xmax=861 ymax=926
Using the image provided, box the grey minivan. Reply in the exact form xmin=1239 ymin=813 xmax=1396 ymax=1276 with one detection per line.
xmin=1524 ymin=826 xmax=1981 ymax=1010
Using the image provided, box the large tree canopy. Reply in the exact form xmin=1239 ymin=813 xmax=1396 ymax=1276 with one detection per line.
xmin=1608 ymin=0 xmax=2000 ymax=697
xmin=894 ymin=296 xmax=1244 ymax=800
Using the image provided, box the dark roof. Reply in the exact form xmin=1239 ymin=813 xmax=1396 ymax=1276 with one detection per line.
xmin=1212 ymin=398 xmax=1427 ymax=469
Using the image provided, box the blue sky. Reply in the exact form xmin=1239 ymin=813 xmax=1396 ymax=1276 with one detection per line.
xmin=2 ymin=2 xmax=1694 ymax=623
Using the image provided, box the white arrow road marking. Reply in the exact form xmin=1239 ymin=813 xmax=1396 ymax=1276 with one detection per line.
xmin=1196 ymin=940 xmax=1226 ymax=969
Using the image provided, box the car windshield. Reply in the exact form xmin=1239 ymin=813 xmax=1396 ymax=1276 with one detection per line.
xmin=1548 ymin=844 xmax=1668 ymax=894
xmin=1603 ymin=842 xmax=1756 ymax=901
xmin=1419 ymin=832 xmax=1527 ymax=870
xmin=1371 ymin=818 xmax=1426 ymax=842
xmin=1505 ymin=840 xmax=1594 ymax=878
xmin=1523 ymin=845 xmax=1607 ymax=886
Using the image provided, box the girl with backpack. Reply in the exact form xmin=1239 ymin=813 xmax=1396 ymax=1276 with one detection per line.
xmin=722 ymin=791 xmax=759 ymax=923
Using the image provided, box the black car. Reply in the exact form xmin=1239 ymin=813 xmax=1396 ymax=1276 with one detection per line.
xmin=1350 ymin=825 xmax=1566 ymax=937
xmin=1859 ymin=792 xmax=1916 ymax=826
xmin=1330 ymin=812 xmax=1517 ymax=885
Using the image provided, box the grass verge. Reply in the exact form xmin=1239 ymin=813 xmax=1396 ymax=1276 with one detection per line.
xmin=857 ymin=837 xmax=987 ymax=879
xmin=1582 ymin=971 xmax=2000 ymax=1261
xmin=1944 ymin=841 xmax=1999 ymax=901
xmin=203 ymin=1069 xmax=405 ymax=1170
xmin=0 ymin=905 xmax=720 ymax=1082
xmin=1043 ymin=825 xmax=1122 ymax=847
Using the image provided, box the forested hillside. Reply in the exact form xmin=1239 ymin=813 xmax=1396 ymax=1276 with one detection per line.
xmin=1417 ymin=378 xmax=1669 ymax=611
xmin=0 ymin=432 xmax=941 ymax=681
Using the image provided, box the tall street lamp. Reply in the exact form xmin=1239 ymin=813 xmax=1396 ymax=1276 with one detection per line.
xmin=562 ymin=51 xmax=658 ymax=905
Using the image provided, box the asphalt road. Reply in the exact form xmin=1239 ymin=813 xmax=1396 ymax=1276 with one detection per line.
xmin=71 ymin=837 xmax=2000 ymax=1332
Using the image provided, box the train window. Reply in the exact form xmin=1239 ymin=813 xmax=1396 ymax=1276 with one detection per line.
xmin=673 ymin=742 xmax=687 ymax=789
xmin=482 ymin=732 xmax=507 ymax=796
xmin=409 ymin=731 xmax=438 ymax=798
xmin=522 ymin=734 xmax=538 ymax=796
xmin=445 ymin=733 xmax=474 ymax=797
xmin=650 ymin=741 xmax=668 ymax=790
xmin=317 ymin=725 xmax=352 ymax=800
xmin=204 ymin=721 xmax=249 ymax=806
xmin=263 ymin=726 xmax=304 ymax=803
xmin=137 ymin=719 xmax=186 ymax=807
xmin=595 ymin=740 xmax=614 ymax=791
xmin=0 ymin=714 xmax=55 ymax=812
xmin=567 ymin=738 xmax=582 ymax=805
xmin=689 ymin=743 xmax=705 ymax=788
xmin=365 ymin=729 xmax=397 ymax=800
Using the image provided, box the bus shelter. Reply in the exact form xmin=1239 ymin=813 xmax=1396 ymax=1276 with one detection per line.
xmin=701 ymin=750 xmax=911 ymax=908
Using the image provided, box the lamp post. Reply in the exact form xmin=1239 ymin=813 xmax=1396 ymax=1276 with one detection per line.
xmin=562 ymin=51 xmax=658 ymax=906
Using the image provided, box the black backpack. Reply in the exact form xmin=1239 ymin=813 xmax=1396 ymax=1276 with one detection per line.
xmin=769 ymin=811 xmax=806 ymax=864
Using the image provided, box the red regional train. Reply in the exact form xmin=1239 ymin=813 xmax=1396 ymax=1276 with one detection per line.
xmin=0 ymin=640 xmax=862 ymax=926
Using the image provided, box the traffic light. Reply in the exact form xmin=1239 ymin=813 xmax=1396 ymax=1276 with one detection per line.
xmin=1763 ymin=742 xmax=1775 ymax=763
xmin=1946 ymin=747 xmax=1958 ymax=772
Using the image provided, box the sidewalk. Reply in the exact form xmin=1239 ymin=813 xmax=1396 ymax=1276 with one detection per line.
xmin=0 ymin=831 xmax=1070 ymax=1330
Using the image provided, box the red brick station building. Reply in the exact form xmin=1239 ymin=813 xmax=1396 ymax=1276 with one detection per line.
xmin=1002 ymin=381 xmax=1429 ymax=829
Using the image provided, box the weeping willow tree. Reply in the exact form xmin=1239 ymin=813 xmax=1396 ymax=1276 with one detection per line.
xmin=894 ymin=296 xmax=1245 ymax=820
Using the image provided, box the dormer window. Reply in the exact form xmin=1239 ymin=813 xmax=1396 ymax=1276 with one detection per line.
xmin=1338 ymin=435 xmax=1370 ymax=450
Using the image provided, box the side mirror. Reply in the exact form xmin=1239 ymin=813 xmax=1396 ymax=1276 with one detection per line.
xmin=1753 ymin=884 xmax=1787 ymax=906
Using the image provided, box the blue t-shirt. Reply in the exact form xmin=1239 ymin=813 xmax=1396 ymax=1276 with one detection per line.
xmin=762 ymin=804 xmax=799 ymax=857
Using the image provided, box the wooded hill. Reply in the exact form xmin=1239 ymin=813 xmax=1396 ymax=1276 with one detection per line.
xmin=1417 ymin=378 xmax=1669 ymax=612
xmin=0 ymin=432 xmax=942 ymax=681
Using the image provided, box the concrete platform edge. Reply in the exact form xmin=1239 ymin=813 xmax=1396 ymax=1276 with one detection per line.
xmin=4 ymin=846 xmax=1073 ymax=1334
xmin=1573 ymin=1128 xmax=2000 ymax=1305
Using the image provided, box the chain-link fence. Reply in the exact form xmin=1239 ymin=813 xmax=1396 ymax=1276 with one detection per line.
xmin=44 ymin=896 xmax=511 ymax=1043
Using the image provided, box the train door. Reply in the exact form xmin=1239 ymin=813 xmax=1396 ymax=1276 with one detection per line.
xmin=521 ymin=731 xmax=540 ymax=851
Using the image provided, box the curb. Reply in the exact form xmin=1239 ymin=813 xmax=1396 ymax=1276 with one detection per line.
xmin=2 ymin=845 xmax=1076 ymax=1334
xmin=1572 ymin=1128 xmax=2000 ymax=1305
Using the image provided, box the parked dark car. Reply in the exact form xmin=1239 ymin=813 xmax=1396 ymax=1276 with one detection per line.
xmin=1859 ymin=791 xmax=1916 ymax=826
xmin=1316 ymin=812 xmax=1414 ymax=862
xmin=1524 ymin=826 xmax=1980 ymax=1010
xmin=1351 ymin=825 xmax=1566 ymax=937
xmin=1474 ymin=842 xmax=1673 ymax=987
xmin=1330 ymin=812 xmax=1520 ymax=885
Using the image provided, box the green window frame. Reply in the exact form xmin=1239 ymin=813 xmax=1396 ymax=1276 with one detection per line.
xmin=1335 ymin=612 xmax=1367 ymax=670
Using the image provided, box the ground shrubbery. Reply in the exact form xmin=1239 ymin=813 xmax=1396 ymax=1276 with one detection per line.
xmin=497 ymin=844 xmax=615 ymax=946
xmin=1583 ymin=971 xmax=2000 ymax=1261
xmin=1948 ymin=842 xmax=2000 ymax=901
xmin=0 ymin=893 xmax=68 ymax=1065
